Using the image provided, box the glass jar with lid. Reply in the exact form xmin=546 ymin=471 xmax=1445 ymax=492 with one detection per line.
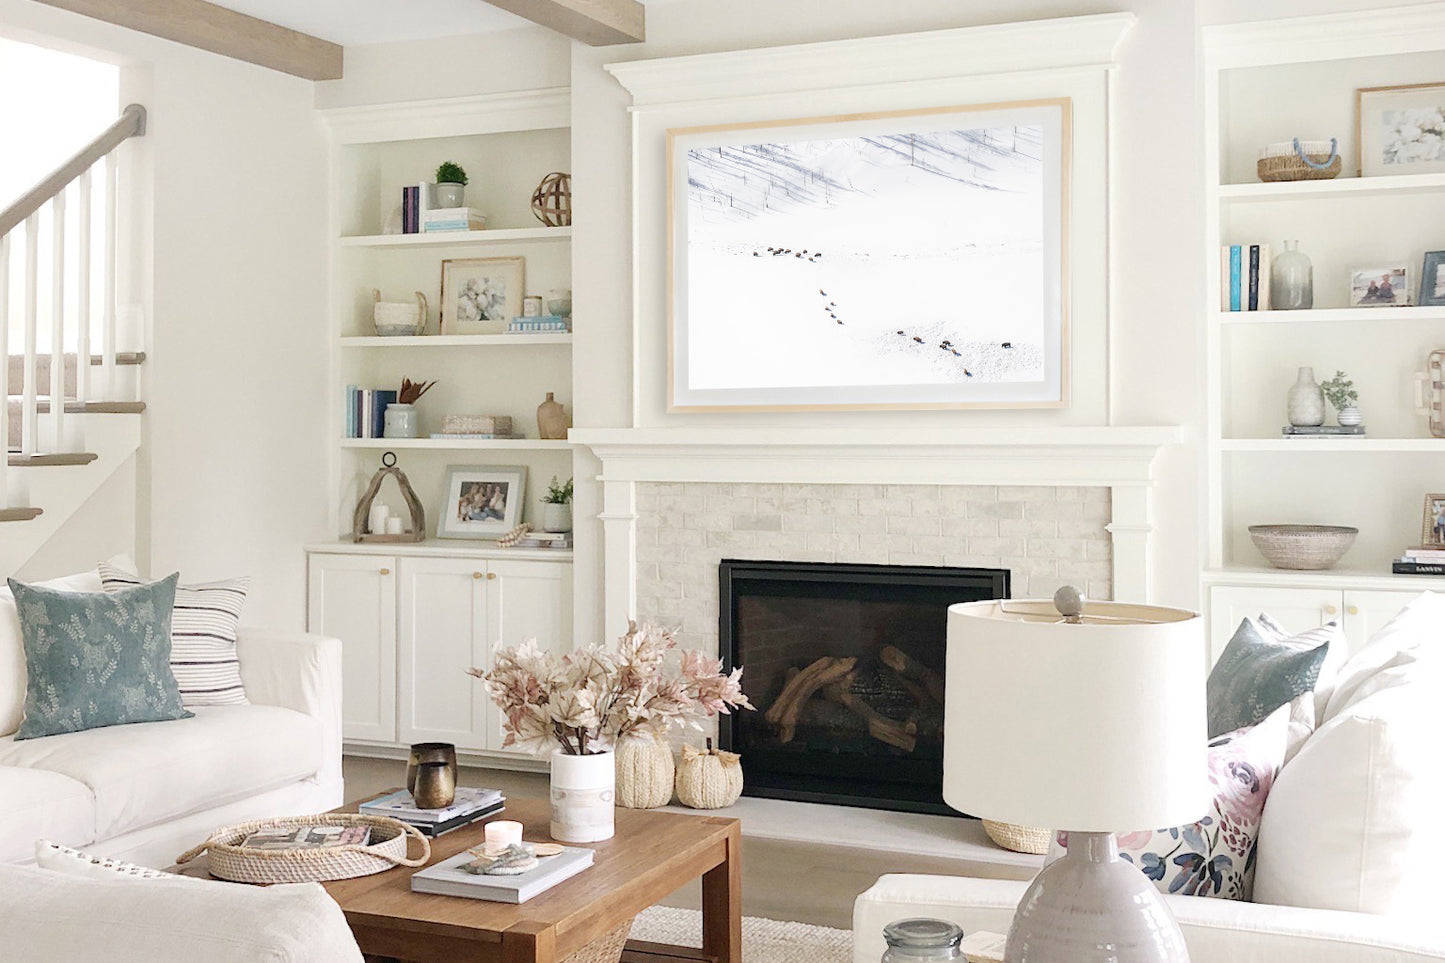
xmin=882 ymin=918 xmax=964 ymax=962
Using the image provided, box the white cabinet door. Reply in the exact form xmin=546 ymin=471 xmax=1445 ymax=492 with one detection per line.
xmin=308 ymin=553 xmax=396 ymax=743
xmin=1208 ymin=585 xmax=1341 ymax=665
xmin=397 ymin=556 xmax=492 ymax=752
xmin=1342 ymin=589 xmax=1422 ymax=654
xmin=485 ymin=559 xmax=573 ymax=752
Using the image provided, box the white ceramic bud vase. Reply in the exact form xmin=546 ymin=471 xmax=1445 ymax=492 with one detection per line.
xmin=550 ymin=750 xmax=615 ymax=842
xmin=1337 ymin=405 xmax=1363 ymax=427
xmin=1287 ymin=366 xmax=1326 ymax=427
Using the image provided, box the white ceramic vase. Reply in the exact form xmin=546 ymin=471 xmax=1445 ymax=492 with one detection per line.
xmin=550 ymin=749 xmax=615 ymax=842
xmin=382 ymin=403 xmax=419 ymax=439
xmin=436 ymin=182 xmax=465 ymax=208
xmin=542 ymin=502 xmax=573 ymax=533
xmin=1286 ymin=366 xmax=1326 ymax=427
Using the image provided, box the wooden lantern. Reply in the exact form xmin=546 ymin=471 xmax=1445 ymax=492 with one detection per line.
xmin=530 ymin=172 xmax=572 ymax=227
xmin=351 ymin=452 xmax=426 ymax=543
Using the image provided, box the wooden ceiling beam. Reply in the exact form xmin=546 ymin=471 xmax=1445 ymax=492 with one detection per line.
xmin=30 ymin=0 xmax=343 ymax=81
xmin=482 ymin=0 xmax=644 ymax=45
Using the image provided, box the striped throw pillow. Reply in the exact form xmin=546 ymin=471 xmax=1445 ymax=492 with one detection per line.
xmin=98 ymin=562 xmax=250 ymax=707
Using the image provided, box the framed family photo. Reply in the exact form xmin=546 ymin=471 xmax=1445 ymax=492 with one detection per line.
xmin=1357 ymin=82 xmax=1445 ymax=177
xmin=440 ymin=256 xmax=525 ymax=335
xmin=1423 ymin=493 xmax=1445 ymax=548
xmin=666 ymin=98 xmax=1071 ymax=411
xmin=1348 ymin=266 xmax=1409 ymax=307
xmin=438 ymin=465 xmax=528 ymax=539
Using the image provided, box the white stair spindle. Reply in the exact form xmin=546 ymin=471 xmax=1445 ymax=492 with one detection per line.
xmin=101 ymin=152 xmax=117 ymax=401
xmin=22 ymin=213 xmax=38 ymax=456
xmin=49 ymin=191 xmax=66 ymax=453
xmin=77 ymin=168 xmax=91 ymax=405
xmin=0 ymin=233 xmax=10 ymax=507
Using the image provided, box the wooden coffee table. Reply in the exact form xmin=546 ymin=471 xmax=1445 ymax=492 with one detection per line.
xmin=172 ymin=793 xmax=741 ymax=963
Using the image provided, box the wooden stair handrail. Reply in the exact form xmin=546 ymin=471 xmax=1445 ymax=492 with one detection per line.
xmin=0 ymin=104 xmax=146 ymax=238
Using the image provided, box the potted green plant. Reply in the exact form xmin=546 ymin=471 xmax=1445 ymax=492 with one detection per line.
xmin=541 ymin=476 xmax=573 ymax=533
xmin=1321 ymin=370 xmax=1362 ymax=427
xmin=434 ymin=161 xmax=468 ymax=208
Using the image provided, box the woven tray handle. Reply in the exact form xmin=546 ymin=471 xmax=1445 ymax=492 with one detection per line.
xmin=1293 ymin=137 xmax=1339 ymax=169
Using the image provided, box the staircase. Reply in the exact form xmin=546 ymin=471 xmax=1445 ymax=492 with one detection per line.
xmin=2 ymin=105 xmax=147 ymax=573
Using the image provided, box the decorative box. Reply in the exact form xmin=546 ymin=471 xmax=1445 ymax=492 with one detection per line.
xmin=441 ymin=414 xmax=513 ymax=436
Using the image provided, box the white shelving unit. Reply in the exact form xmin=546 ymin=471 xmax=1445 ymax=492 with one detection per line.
xmin=339 ymin=333 xmax=572 ymax=348
xmin=339 ymin=226 xmax=571 ymax=248
xmin=1200 ymin=9 xmax=1445 ymax=653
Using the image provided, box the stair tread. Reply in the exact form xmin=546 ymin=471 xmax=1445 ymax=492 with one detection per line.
xmin=4 ymin=352 xmax=143 ymax=365
xmin=6 ymin=399 xmax=146 ymax=414
xmin=0 ymin=507 xmax=43 ymax=522
xmin=6 ymin=451 xmax=99 ymax=467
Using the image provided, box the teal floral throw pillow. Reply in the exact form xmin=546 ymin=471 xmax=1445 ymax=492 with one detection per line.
xmin=9 ymin=575 xmax=192 ymax=740
xmin=1206 ymin=617 xmax=1335 ymax=739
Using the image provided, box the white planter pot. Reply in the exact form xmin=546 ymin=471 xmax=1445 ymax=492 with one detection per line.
xmin=436 ymin=182 xmax=465 ymax=208
xmin=542 ymin=502 xmax=573 ymax=533
xmin=1337 ymin=405 xmax=1363 ymax=427
xmin=550 ymin=749 xmax=615 ymax=842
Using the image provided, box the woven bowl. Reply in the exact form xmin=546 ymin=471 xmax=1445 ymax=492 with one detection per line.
xmin=981 ymin=819 xmax=1052 ymax=855
xmin=175 ymin=813 xmax=429 ymax=884
xmin=1249 ymin=524 xmax=1357 ymax=570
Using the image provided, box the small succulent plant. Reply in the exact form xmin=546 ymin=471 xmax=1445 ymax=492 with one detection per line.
xmin=1321 ymin=370 xmax=1358 ymax=410
xmin=435 ymin=161 xmax=468 ymax=186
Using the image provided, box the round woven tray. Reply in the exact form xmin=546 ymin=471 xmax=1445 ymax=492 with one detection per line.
xmin=1248 ymin=524 xmax=1357 ymax=571
xmin=176 ymin=813 xmax=430 ymax=884
xmin=981 ymin=819 xmax=1052 ymax=855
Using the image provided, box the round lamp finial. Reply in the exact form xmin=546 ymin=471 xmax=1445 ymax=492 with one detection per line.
xmin=1053 ymin=585 xmax=1085 ymax=622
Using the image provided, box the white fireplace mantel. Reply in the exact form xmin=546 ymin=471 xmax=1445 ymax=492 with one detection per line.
xmin=572 ymin=426 xmax=1184 ymax=630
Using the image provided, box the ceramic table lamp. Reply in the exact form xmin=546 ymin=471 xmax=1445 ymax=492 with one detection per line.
xmin=943 ymin=589 xmax=1208 ymax=963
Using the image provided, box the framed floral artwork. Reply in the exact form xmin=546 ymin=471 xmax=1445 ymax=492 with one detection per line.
xmin=666 ymin=98 xmax=1071 ymax=411
xmin=440 ymin=256 xmax=525 ymax=335
xmin=1357 ymin=83 xmax=1445 ymax=177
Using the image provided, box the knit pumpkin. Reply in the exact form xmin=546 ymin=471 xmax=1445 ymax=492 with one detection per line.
xmin=615 ymin=736 xmax=675 ymax=809
xmin=675 ymin=739 xmax=743 ymax=810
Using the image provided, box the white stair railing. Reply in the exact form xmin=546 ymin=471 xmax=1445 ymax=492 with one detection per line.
xmin=0 ymin=103 xmax=145 ymax=514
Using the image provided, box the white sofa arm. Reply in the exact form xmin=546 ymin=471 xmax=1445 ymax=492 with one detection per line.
xmin=854 ymin=875 xmax=1445 ymax=963
xmin=235 ymin=629 xmax=344 ymax=807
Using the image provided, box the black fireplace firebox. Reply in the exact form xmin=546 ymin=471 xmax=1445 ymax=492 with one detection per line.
xmin=718 ymin=559 xmax=1009 ymax=816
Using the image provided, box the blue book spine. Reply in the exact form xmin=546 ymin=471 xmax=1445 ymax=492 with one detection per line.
xmin=345 ymin=385 xmax=357 ymax=438
xmin=1229 ymin=246 xmax=1242 ymax=312
xmin=373 ymin=390 xmax=396 ymax=439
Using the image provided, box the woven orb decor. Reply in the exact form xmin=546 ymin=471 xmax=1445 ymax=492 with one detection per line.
xmin=531 ymin=171 xmax=572 ymax=227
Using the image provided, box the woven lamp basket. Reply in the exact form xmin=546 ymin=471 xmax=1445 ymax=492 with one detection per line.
xmin=1257 ymin=138 xmax=1342 ymax=182
xmin=981 ymin=819 xmax=1052 ymax=856
xmin=175 ymin=813 xmax=430 ymax=884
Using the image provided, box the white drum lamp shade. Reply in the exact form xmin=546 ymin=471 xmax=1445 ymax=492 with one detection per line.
xmin=942 ymin=597 xmax=1210 ymax=963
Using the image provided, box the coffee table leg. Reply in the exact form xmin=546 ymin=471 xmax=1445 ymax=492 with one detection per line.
xmin=701 ymin=822 xmax=742 ymax=963
xmin=503 ymin=920 xmax=556 ymax=963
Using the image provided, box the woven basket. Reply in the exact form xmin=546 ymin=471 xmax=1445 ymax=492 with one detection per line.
xmin=981 ymin=819 xmax=1052 ymax=855
xmin=175 ymin=813 xmax=430 ymax=884
xmin=1248 ymin=524 xmax=1357 ymax=571
xmin=1257 ymin=138 xmax=1342 ymax=182
xmin=563 ymin=918 xmax=633 ymax=963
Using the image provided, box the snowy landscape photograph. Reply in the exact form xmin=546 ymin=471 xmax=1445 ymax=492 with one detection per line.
xmin=668 ymin=100 xmax=1068 ymax=409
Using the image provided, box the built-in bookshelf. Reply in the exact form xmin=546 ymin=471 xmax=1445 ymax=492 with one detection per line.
xmin=320 ymin=88 xmax=575 ymax=547
xmin=1201 ymin=8 xmax=1445 ymax=644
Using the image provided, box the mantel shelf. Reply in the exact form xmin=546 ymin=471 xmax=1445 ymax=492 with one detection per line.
xmin=340 ymin=334 xmax=572 ymax=348
xmin=340 ymin=438 xmax=573 ymax=451
xmin=1216 ymin=172 xmax=1445 ymax=201
xmin=1215 ymin=306 xmax=1445 ymax=325
xmin=339 ymin=227 xmax=571 ymax=248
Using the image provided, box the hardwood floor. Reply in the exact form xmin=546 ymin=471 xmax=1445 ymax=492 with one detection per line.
xmin=343 ymin=756 xmax=1011 ymax=931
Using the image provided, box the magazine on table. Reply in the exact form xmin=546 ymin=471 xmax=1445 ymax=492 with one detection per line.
xmin=242 ymin=826 xmax=372 ymax=850
xmin=359 ymin=787 xmax=503 ymax=823
xmin=410 ymin=846 xmax=594 ymax=903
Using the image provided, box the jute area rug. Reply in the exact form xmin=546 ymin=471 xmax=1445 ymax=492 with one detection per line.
xmin=630 ymin=906 xmax=852 ymax=963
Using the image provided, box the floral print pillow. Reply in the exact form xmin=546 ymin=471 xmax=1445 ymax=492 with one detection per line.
xmin=1116 ymin=702 xmax=1291 ymax=900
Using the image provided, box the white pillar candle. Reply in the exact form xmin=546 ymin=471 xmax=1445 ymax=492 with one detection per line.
xmin=368 ymin=503 xmax=390 ymax=534
xmin=484 ymin=820 xmax=524 ymax=852
xmin=385 ymin=516 xmax=404 ymax=535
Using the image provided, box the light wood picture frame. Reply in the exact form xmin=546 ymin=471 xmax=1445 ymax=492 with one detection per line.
xmin=665 ymin=98 xmax=1071 ymax=412
xmin=440 ymin=256 xmax=525 ymax=335
xmin=438 ymin=464 xmax=528 ymax=539
xmin=1422 ymin=493 xmax=1445 ymax=548
xmin=1356 ymin=82 xmax=1445 ymax=177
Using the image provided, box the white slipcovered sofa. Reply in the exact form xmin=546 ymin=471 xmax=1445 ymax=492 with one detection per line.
xmin=855 ymin=592 xmax=1445 ymax=962
xmin=1 ymin=569 xmax=344 ymax=868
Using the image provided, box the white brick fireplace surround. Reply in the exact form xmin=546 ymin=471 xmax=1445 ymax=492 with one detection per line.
xmin=571 ymin=427 xmax=1183 ymax=646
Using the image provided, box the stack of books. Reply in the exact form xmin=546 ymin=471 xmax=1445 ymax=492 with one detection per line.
xmin=513 ymin=530 xmax=572 ymax=550
xmin=1220 ymin=243 xmax=1272 ymax=312
xmin=411 ymin=845 xmax=594 ymax=903
xmin=423 ymin=207 xmax=487 ymax=233
xmin=345 ymin=386 xmax=396 ymax=439
xmin=1281 ymin=425 xmax=1366 ymax=437
xmin=360 ymin=787 xmax=505 ymax=837
xmin=508 ymin=316 xmax=569 ymax=333
xmin=1393 ymin=546 xmax=1445 ymax=576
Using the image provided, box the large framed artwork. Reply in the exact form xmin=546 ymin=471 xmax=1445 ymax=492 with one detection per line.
xmin=666 ymin=98 xmax=1071 ymax=411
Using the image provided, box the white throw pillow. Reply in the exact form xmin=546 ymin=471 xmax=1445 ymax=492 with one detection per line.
xmin=1323 ymin=591 xmax=1444 ymax=723
xmin=35 ymin=840 xmax=173 ymax=880
xmin=99 ymin=561 xmax=251 ymax=707
xmin=1254 ymin=680 xmax=1445 ymax=916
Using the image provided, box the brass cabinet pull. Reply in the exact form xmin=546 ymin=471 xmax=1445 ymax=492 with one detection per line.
xmin=379 ymin=568 xmax=391 ymax=576
xmin=1323 ymin=604 xmax=1338 ymax=616
xmin=487 ymin=572 xmax=497 ymax=580
xmin=1347 ymin=605 xmax=1359 ymax=615
xmin=473 ymin=572 xmax=484 ymax=580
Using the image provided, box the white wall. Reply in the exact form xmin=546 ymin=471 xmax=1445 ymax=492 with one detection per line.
xmin=0 ymin=2 xmax=330 ymax=629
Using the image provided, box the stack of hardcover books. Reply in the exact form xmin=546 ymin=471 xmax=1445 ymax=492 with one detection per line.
xmin=512 ymin=530 xmax=572 ymax=550
xmin=508 ymin=316 xmax=569 ymax=333
xmin=1220 ymin=243 xmax=1272 ymax=312
xmin=1393 ymin=546 xmax=1445 ymax=576
xmin=1281 ymin=425 xmax=1366 ymax=437
xmin=359 ymin=787 xmax=505 ymax=837
xmin=345 ymin=386 xmax=396 ymax=439
xmin=422 ymin=207 xmax=487 ymax=233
